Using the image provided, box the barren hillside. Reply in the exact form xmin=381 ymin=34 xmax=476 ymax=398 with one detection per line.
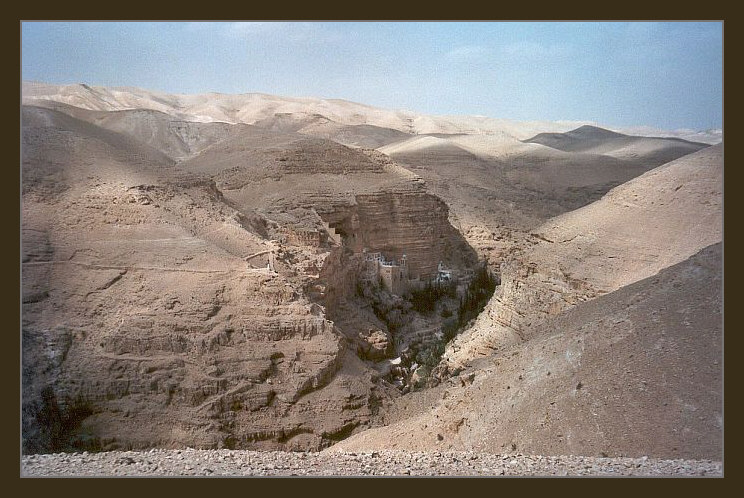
xmin=21 ymin=84 xmax=722 ymax=468
xmin=22 ymin=105 xmax=387 ymax=452
xmin=23 ymin=81 xmax=722 ymax=143
xmin=380 ymin=125 xmax=709 ymax=236
xmin=332 ymin=242 xmax=722 ymax=460
xmin=332 ymin=145 xmax=723 ymax=460
xmin=21 ymin=102 xmax=477 ymax=453
xmin=442 ymin=144 xmax=722 ymax=368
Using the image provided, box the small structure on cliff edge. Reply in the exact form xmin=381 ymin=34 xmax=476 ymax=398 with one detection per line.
xmin=362 ymin=249 xmax=409 ymax=295
xmin=436 ymin=261 xmax=452 ymax=284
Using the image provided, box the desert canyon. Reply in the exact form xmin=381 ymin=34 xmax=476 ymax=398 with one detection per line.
xmin=21 ymin=81 xmax=722 ymax=476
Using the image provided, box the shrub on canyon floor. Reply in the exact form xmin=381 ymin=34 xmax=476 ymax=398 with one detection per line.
xmin=457 ymin=264 xmax=497 ymax=328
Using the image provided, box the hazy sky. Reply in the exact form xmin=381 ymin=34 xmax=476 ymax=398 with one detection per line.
xmin=21 ymin=21 xmax=723 ymax=131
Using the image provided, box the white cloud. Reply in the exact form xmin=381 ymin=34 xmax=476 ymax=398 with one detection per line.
xmin=443 ymin=41 xmax=574 ymax=65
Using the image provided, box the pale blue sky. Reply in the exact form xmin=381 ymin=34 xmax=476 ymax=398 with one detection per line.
xmin=21 ymin=21 xmax=723 ymax=131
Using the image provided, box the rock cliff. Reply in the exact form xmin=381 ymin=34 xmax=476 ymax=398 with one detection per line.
xmin=21 ymin=104 xmax=475 ymax=452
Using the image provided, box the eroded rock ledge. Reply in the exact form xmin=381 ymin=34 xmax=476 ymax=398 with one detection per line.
xmin=21 ymin=107 xmax=480 ymax=453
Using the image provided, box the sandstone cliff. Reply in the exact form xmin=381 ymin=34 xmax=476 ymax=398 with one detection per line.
xmin=21 ymin=104 xmax=475 ymax=452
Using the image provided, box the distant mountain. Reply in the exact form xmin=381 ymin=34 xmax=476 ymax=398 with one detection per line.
xmin=523 ymin=124 xmax=709 ymax=159
xmin=22 ymin=82 xmax=716 ymax=233
xmin=15 ymin=82 xmax=605 ymax=140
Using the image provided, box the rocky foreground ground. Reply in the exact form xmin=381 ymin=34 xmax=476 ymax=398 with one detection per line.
xmin=21 ymin=449 xmax=722 ymax=477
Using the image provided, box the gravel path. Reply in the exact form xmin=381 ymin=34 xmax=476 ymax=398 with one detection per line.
xmin=21 ymin=449 xmax=722 ymax=477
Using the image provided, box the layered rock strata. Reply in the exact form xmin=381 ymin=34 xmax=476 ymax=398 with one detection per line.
xmin=21 ymin=106 xmax=402 ymax=452
xmin=21 ymin=103 xmax=476 ymax=452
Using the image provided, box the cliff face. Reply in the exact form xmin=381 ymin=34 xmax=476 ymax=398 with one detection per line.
xmin=332 ymin=146 xmax=722 ymax=461
xmin=22 ymin=203 xmax=384 ymax=453
xmin=22 ymin=105 xmax=476 ymax=453
xmin=438 ymin=257 xmax=596 ymax=369
xmin=22 ymin=84 xmax=722 ymax=463
xmin=353 ymin=190 xmax=458 ymax=280
xmin=182 ymin=136 xmax=477 ymax=301
xmin=315 ymin=186 xmax=468 ymax=283
xmin=22 ymin=264 xmax=366 ymax=451
xmin=20 ymin=106 xmax=400 ymax=453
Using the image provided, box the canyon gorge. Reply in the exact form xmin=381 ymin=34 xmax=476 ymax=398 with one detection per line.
xmin=21 ymin=83 xmax=722 ymax=468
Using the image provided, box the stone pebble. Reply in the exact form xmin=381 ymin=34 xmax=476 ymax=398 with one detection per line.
xmin=21 ymin=449 xmax=722 ymax=477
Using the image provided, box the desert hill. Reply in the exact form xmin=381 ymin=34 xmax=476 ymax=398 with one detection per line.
xmin=332 ymin=145 xmax=722 ymax=460
xmin=22 ymin=83 xmax=713 ymax=241
xmin=331 ymin=241 xmax=722 ymax=460
xmin=21 ymin=101 xmax=476 ymax=453
xmin=23 ymin=99 xmax=245 ymax=161
xmin=21 ymin=83 xmax=722 ymax=463
xmin=441 ymin=144 xmax=722 ymax=367
xmin=524 ymin=124 xmax=709 ymax=162
xmin=22 ymin=104 xmax=390 ymax=452
xmin=251 ymin=112 xmax=413 ymax=149
xmin=25 ymin=81 xmax=721 ymax=144
xmin=377 ymin=125 xmax=709 ymax=262
xmin=22 ymin=81 xmax=586 ymax=136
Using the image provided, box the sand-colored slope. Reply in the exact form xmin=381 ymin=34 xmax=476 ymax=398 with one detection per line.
xmin=22 ymin=105 xmax=175 ymax=166
xmin=323 ymin=142 xmax=723 ymax=461
xmin=22 ymin=105 xmax=178 ymax=201
xmin=22 ymin=82 xmax=723 ymax=457
xmin=379 ymin=132 xmax=672 ymax=233
xmin=525 ymin=125 xmax=627 ymax=152
xmin=22 ymin=104 xmax=398 ymax=452
xmin=530 ymin=143 xmax=722 ymax=291
xmin=19 ymin=82 xmax=595 ymax=138
xmin=23 ymin=82 xmax=723 ymax=147
xmin=252 ymin=112 xmax=412 ymax=149
xmin=24 ymin=100 xmax=248 ymax=161
xmin=23 ymin=81 xmax=182 ymax=115
xmin=524 ymin=125 xmax=708 ymax=163
xmin=178 ymin=125 xmax=388 ymax=191
xmin=178 ymin=124 xmax=476 ymax=282
xmin=378 ymin=135 xmax=457 ymax=156
xmin=331 ymin=242 xmax=722 ymax=459
xmin=22 ymin=104 xmax=273 ymax=311
xmin=440 ymin=143 xmax=722 ymax=369
xmin=331 ymin=143 xmax=723 ymax=461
